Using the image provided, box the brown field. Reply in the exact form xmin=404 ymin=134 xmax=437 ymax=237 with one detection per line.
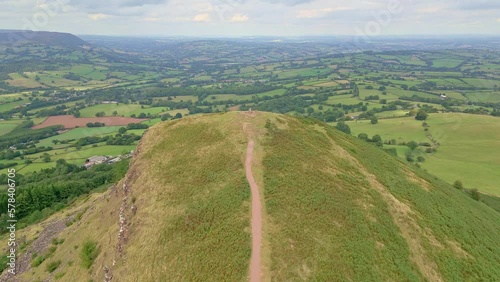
xmin=32 ymin=115 xmax=148 ymax=129
xmin=336 ymin=79 xmax=351 ymax=84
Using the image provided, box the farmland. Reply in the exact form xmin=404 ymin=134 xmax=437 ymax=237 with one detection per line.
xmin=0 ymin=35 xmax=499 ymax=200
xmin=347 ymin=114 xmax=500 ymax=196
xmin=33 ymin=116 xmax=148 ymax=129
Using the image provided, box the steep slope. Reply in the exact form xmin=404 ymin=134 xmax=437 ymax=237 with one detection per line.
xmin=0 ymin=30 xmax=86 ymax=47
xmin=2 ymin=112 xmax=499 ymax=282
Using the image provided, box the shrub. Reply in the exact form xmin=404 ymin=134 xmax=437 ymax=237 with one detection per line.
xmin=417 ymin=156 xmax=426 ymax=162
xmin=415 ymin=110 xmax=428 ymax=121
xmin=358 ymin=133 xmax=369 ymax=142
xmin=80 ymin=240 xmax=99 ymax=269
xmin=335 ymin=121 xmax=351 ymax=135
xmin=55 ymin=272 xmax=66 ymax=280
xmin=406 ymin=152 xmax=415 ymax=162
xmin=46 ymin=260 xmax=61 ymax=273
xmin=407 ymin=141 xmax=419 ymax=150
xmin=31 ymin=255 xmax=45 ymax=267
xmin=470 ymin=189 xmax=481 ymax=201
xmin=453 ymin=180 xmax=464 ymax=190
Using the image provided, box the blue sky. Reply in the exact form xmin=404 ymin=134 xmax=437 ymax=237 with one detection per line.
xmin=1 ymin=0 xmax=499 ymax=36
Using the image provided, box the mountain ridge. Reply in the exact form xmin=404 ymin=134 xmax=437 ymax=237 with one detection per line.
xmin=1 ymin=112 xmax=499 ymax=281
xmin=0 ymin=30 xmax=87 ymax=47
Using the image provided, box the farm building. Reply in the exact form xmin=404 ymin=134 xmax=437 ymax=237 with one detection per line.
xmin=83 ymin=156 xmax=108 ymax=169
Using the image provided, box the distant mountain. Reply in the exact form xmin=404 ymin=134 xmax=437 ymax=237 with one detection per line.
xmin=0 ymin=30 xmax=87 ymax=48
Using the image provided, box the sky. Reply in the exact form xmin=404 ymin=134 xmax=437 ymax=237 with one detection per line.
xmin=1 ymin=0 xmax=499 ymax=37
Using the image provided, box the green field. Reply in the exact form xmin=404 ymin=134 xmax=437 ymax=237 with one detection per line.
xmin=347 ymin=113 xmax=500 ymax=195
xmin=0 ymin=119 xmax=25 ymax=136
xmin=0 ymin=100 xmax=26 ymax=113
xmin=79 ymin=103 xmax=145 ymax=117
xmin=37 ymin=126 xmax=123 ymax=147
xmin=206 ymin=94 xmax=253 ymax=101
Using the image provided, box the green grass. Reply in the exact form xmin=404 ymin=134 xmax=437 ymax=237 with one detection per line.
xmin=277 ymin=68 xmax=331 ymax=79
xmin=257 ymin=89 xmax=287 ymax=98
xmin=462 ymin=78 xmax=498 ymax=89
xmin=37 ymin=127 xmax=123 ymax=147
xmin=78 ymin=104 xmax=145 ymax=118
xmin=431 ymin=58 xmax=464 ymax=68
xmin=0 ymin=120 xmax=25 ymax=136
xmin=206 ymin=94 xmax=253 ymax=102
xmin=46 ymin=260 xmax=62 ymax=273
xmin=80 ymin=240 xmax=99 ymax=269
xmin=0 ymin=100 xmax=26 ymax=113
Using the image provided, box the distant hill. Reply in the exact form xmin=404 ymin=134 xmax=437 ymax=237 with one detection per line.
xmin=0 ymin=30 xmax=86 ymax=47
xmin=1 ymin=112 xmax=499 ymax=281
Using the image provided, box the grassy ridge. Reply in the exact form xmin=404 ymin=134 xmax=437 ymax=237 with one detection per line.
xmin=263 ymin=116 xmax=500 ymax=281
xmin=263 ymin=117 xmax=420 ymax=281
xmin=4 ymin=112 xmax=500 ymax=281
xmin=112 ymin=114 xmax=252 ymax=281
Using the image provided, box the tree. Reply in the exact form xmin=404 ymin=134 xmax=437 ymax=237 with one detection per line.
xmin=409 ymin=86 xmax=418 ymax=91
xmin=470 ymin=189 xmax=481 ymax=201
xmin=405 ymin=152 xmax=415 ymax=162
xmin=118 ymin=127 xmax=127 ymax=134
xmin=453 ymin=180 xmax=464 ymax=190
xmin=401 ymin=84 xmax=408 ymax=90
xmin=42 ymin=153 xmax=51 ymax=163
xmin=407 ymin=141 xmax=419 ymax=150
xmin=335 ymin=121 xmax=351 ymax=135
xmin=173 ymin=113 xmax=183 ymax=119
xmin=358 ymin=133 xmax=369 ymax=142
xmin=95 ymin=112 xmax=105 ymax=117
xmin=52 ymin=140 xmax=60 ymax=145
xmin=372 ymin=135 xmax=382 ymax=143
xmin=417 ymin=156 xmax=426 ymax=162
xmin=415 ymin=110 xmax=428 ymax=121
xmin=370 ymin=116 xmax=378 ymax=124
xmin=112 ymin=111 xmax=118 ymax=116
xmin=73 ymin=110 xmax=81 ymax=118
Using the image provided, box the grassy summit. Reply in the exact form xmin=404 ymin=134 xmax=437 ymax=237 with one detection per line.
xmin=2 ymin=111 xmax=500 ymax=281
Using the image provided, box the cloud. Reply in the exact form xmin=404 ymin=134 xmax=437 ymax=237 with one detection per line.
xmin=67 ymin=0 xmax=169 ymax=15
xmin=230 ymin=13 xmax=249 ymax=22
xmin=296 ymin=7 xmax=351 ymax=18
xmin=417 ymin=7 xmax=442 ymax=14
xmin=263 ymin=0 xmax=315 ymax=6
xmin=143 ymin=17 xmax=161 ymax=22
xmin=456 ymin=0 xmax=500 ymax=10
xmin=88 ymin=13 xmax=112 ymax=21
xmin=193 ymin=13 xmax=211 ymax=22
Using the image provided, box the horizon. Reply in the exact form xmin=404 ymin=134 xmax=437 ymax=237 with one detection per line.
xmin=4 ymin=29 xmax=500 ymax=40
xmin=1 ymin=0 xmax=499 ymax=37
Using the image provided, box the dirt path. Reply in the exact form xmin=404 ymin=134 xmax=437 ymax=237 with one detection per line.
xmin=245 ymin=140 xmax=262 ymax=282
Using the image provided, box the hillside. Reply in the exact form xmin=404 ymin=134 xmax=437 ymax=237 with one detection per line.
xmin=1 ymin=111 xmax=500 ymax=281
xmin=0 ymin=30 xmax=86 ymax=47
